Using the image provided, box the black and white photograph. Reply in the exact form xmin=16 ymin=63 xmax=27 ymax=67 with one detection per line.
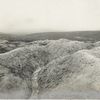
xmin=0 ymin=0 xmax=100 ymax=99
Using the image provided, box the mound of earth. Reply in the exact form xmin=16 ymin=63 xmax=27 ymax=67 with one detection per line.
xmin=0 ymin=39 xmax=100 ymax=99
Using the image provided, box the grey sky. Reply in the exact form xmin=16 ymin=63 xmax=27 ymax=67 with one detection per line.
xmin=0 ymin=0 xmax=100 ymax=33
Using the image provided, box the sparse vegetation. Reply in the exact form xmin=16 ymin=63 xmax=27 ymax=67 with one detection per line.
xmin=0 ymin=38 xmax=100 ymax=99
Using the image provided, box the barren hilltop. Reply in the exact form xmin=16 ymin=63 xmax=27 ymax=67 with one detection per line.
xmin=0 ymin=38 xmax=100 ymax=98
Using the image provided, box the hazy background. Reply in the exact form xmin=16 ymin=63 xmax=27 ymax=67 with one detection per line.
xmin=0 ymin=0 xmax=100 ymax=34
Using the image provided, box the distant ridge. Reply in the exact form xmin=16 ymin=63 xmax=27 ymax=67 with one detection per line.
xmin=0 ymin=31 xmax=100 ymax=42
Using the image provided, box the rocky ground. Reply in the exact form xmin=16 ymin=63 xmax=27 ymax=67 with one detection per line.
xmin=0 ymin=39 xmax=100 ymax=99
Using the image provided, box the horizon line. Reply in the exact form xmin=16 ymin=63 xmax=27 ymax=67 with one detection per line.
xmin=0 ymin=30 xmax=100 ymax=35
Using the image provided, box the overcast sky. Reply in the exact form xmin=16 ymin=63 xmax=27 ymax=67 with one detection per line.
xmin=0 ymin=0 xmax=100 ymax=34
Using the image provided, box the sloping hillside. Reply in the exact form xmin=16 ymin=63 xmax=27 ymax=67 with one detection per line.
xmin=0 ymin=39 xmax=100 ymax=99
